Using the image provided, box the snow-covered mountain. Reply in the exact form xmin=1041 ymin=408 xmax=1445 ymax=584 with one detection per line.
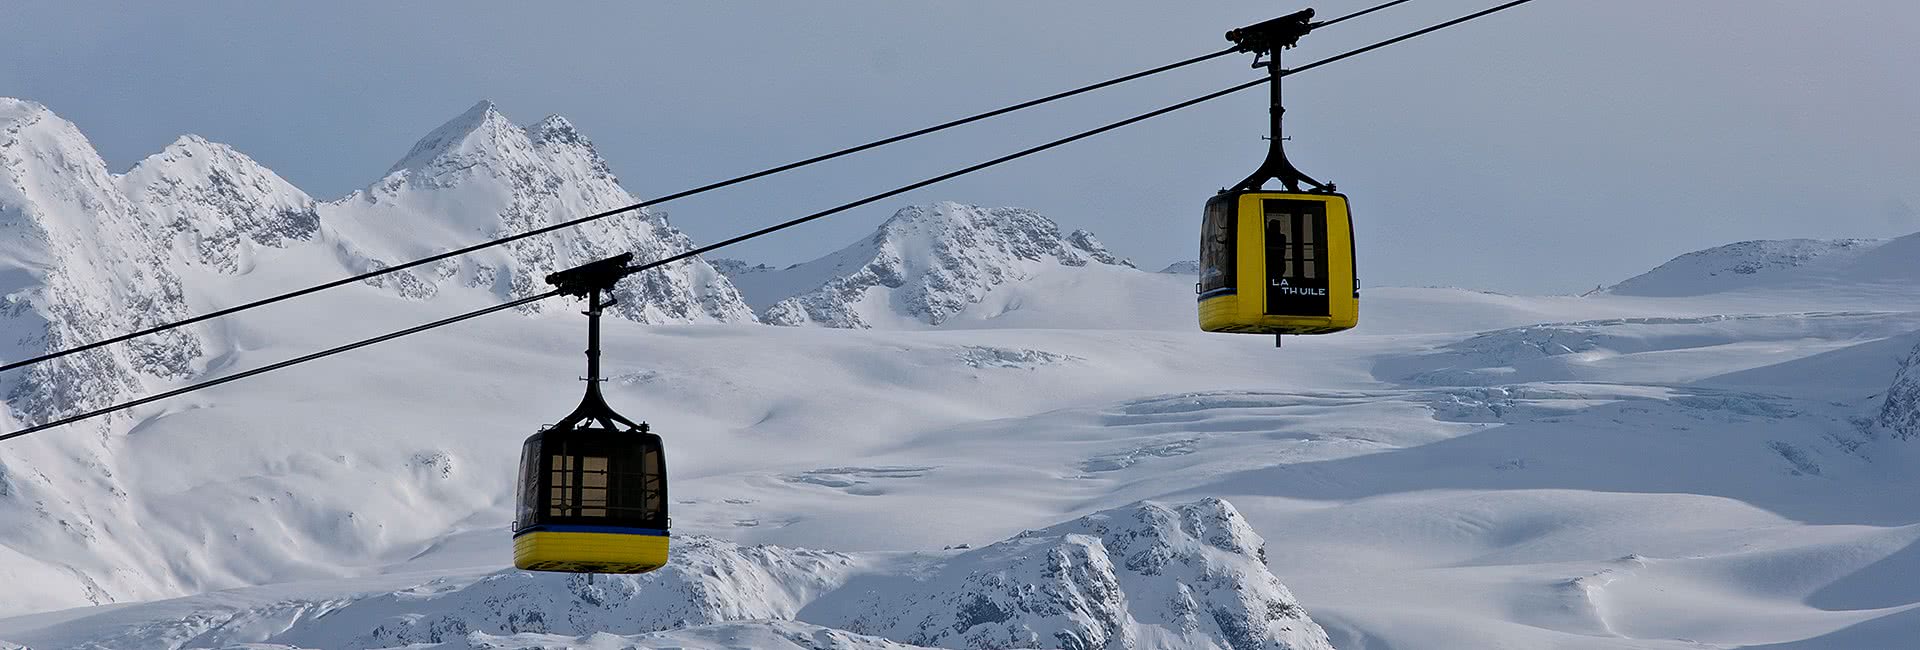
xmin=0 ymin=99 xmax=206 ymax=426
xmin=7 ymin=94 xmax=1920 ymax=650
xmin=1607 ymin=234 xmax=1920 ymax=297
xmin=120 ymin=135 xmax=322 ymax=274
xmin=1158 ymin=260 xmax=1199 ymax=276
xmin=2 ymin=499 xmax=1328 ymax=650
xmin=0 ymin=98 xmax=211 ymax=616
xmin=730 ymin=202 xmax=1134 ymax=328
xmin=2 ymin=97 xmax=752 ymax=424
xmin=325 ymin=100 xmax=753 ymax=323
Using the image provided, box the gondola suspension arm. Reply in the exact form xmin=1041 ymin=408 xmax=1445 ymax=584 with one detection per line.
xmin=1228 ymin=9 xmax=1332 ymax=193
xmin=545 ymin=253 xmax=648 ymax=433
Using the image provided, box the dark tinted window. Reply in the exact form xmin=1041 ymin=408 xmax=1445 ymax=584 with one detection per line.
xmin=1263 ymin=198 xmax=1331 ymax=316
xmin=537 ymin=434 xmax=666 ymax=529
xmin=1200 ymin=197 xmax=1236 ymax=295
xmin=514 ymin=439 xmax=539 ymax=531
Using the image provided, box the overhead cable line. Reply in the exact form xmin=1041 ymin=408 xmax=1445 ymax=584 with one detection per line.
xmin=1312 ymin=0 xmax=1416 ymax=30
xmin=0 ymin=0 xmax=1423 ymax=377
xmin=0 ymin=293 xmax=554 ymax=443
xmin=1 ymin=0 xmax=1535 ymax=441
xmin=1291 ymin=0 xmax=1534 ymax=76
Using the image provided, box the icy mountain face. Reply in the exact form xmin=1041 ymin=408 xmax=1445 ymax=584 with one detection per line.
xmin=1883 ymin=341 xmax=1920 ymax=440
xmin=1607 ymin=237 xmax=1885 ymax=296
xmin=761 ymin=202 xmax=1134 ymax=328
xmin=0 ymin=98 xmax=210 ymax=615
xmin=0 ymin=99 xmax=204 ymax=424
xmin=329 ymin=101 xmax=753 ymax=323
xmin=824 ymin=499 xmax=1332 ymax=650
xmin=1160 ymin=260 xmax=1200 ymax=275
xmin=119 ymin=135 xmax=320 ymax=273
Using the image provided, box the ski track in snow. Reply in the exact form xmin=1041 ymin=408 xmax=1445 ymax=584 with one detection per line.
xmin=5 ymin=96 xmax=1920 ymax=648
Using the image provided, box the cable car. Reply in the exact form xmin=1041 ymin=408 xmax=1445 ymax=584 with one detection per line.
xmin=1199 ymin=191 xmax=1356 ymax=335
xmin=1200 ymin=9 xmax=1358 ymax=341
xmin=513 ymin=254 xmax=670 ymax=574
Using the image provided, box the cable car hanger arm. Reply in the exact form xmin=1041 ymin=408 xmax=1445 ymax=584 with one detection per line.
xmin=544 ymin=253 xmax=648 ymax=433
xmin=1226 ymin=8 xmax=1328 ymax=193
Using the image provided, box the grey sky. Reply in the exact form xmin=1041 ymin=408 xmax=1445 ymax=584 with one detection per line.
xmin=5 ymin=1 xmax=1915 ymax=293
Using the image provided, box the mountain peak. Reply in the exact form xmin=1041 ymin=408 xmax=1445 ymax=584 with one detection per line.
xmin=333 ymin=100 xmax=753 ymax=324
xmin=383 ymin=99 xmax=519 ymax=177
xmin=0 ymin=97 xmax=50 ymax=125
xmin=165 ymin=133 xmax=215 ymax=149
xmin=120 ymin=131 xmax=318 ymax=272
xmin=748 ymin=202 xmax=1137 ymax=328
xmin=141 ymin=134 xmax=254 ymax=170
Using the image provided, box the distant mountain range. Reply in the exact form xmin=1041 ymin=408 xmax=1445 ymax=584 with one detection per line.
xmin=5 ymin=96 xmax=1920 ymax=650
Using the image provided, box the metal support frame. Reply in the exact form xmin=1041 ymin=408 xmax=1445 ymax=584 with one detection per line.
xmin=1225 ymin=8 xmax=1334 ymax=194
xmin=546 ymin=253 xmax=649 ymax=434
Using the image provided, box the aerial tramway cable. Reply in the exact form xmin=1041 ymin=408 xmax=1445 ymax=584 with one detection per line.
xmin=0 ymin=0 xmax=1537 ymax=441
xmin=0 ymin=0 xmax=1423 ymax=377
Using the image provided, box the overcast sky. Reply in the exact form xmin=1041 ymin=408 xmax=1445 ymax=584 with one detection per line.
xmin=5 ymin=1 xmax=1915 ymax=293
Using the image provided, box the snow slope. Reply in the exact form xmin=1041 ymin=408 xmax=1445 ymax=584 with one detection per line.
xmin=5 ymin=96 xmax=1920 ymax=649
xmin=1607 ymin=234 xmax=1920 ymax=298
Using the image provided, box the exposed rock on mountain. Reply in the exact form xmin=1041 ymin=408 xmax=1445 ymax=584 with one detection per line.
xmin=1883 ymin=340 xmax=1920 ymax=440
xmin=0 ymin=98 xmax=204 ymax=425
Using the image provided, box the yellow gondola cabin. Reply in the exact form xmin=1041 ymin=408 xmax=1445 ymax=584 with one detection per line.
xmin=513 ymin=253 xmax=670 ymax=574
xmin=1198 ymin=190 xmax=1357 ymax=335
xmin=1201 ymin=10 xmax=1359 ymax=340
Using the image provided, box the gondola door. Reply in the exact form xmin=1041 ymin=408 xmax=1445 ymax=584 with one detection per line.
xmin=1262 ymin=197 xmax=1331 ymax=319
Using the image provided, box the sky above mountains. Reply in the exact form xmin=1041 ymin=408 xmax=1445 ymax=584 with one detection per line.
xmin=3 ymin=1 xmax=1914 ymax=293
